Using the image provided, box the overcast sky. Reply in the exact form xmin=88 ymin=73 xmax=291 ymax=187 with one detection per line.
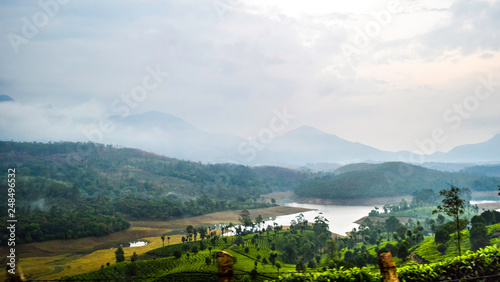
xmin=1 ymin=0 xmax=499 ymax=154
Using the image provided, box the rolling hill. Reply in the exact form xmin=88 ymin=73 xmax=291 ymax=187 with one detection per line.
xmin=296 ymin=162 xmax=500 ymax=199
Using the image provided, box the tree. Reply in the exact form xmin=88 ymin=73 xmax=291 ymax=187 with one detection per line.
xmin=167 ymin=236 xmax=170 ymax=246
xmin=239 ymin=209 xmax=253 ymax=227
xmin=115 ymin=246 xmax=125 ymax=263
xmin=234 ymin=235 xmax=244 ymax=247
xmin=433 ymin=186 xmax=465 ymax=256
xmin=250 ymin=268 xmax=258 ymax=280
xmin=161 ymin=235 xmax=165 ymax=247
xmin=313 ymin=213 xmax=330 ymax=235
xmin=131 ymin=251 xmax=138 ymax=262
xmin=326 ymin=239 xmax=340 ymax=260
xmin=397 ymin=241 xmax=409 ymax=260
xmin=435 ymin=226 xmax=450 ymax=245
xmin=385 ymin=216 xmax=400 ymax=240
xmin=437 ymin=244 xmax=447 ymax=254
xmin=276 ymin=262 xmax=282 ymax=273
xmin=470 ymin=215 xmax=489 ymax=251
xmin=296 ymin=259 xmax=306 ymax=272
xmin=198 ymin=226 xmax=207 ymax=241
xmin=186 ymin=225 xmax=195 ymax=240
xmin=256 ymin=214 xmax=264 ymax=228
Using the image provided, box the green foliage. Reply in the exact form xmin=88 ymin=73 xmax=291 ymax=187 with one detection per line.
xmin=294 ymin=162 xmax=499 ymax=199
xmin=433 ymin=186 xmax=466 ymax=256
xmin=281 ymin=245 xmax=500 ymax=282
xmin=470 ymin=216 xmax=489 ymax=251
xmin=115 ymin=246 xmax=125 ymax=263
xmin=131 ymin=252 xmax=138 ymax=262
xmin=385 ymin=216 xmax=400 ymax=240
xmin=280 ymin=266 xmax=380 ymax=282
xmin=398 ymin=245 xmax=500 ymax=281
xmin=437 ymin=244 xmax=447 ymax=254
xmin=0 ymin=141 xmax=308 ymax=244
xmin=434 ymin=227 xmax=450 ymax=244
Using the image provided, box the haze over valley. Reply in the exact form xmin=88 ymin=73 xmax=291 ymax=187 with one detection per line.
xmin=1 ymin=0 xmax=500 ymax=280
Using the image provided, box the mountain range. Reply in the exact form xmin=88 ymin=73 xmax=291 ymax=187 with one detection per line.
xmin=105 ymin=111 xmax=500 ymax=166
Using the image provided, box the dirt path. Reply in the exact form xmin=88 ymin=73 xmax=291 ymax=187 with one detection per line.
xmin=409 ymin=251 xmax=429 ymax=264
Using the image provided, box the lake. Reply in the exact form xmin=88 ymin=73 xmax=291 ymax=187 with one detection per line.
xmin=259 ymin=202 xmax=379 ymax=236
xmin=261 ymin=199 xmax=500 ymax=236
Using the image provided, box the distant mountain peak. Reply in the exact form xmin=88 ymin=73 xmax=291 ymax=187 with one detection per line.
xmin=110 ymin=111 xmax=200 ymax=132
xmin=289 ymin=125 xmax=330 ymax=136
xmin=488 ymin=134 xmax=500 ymax=142
xmin=0 ymin=95 xmax=13 ymax=102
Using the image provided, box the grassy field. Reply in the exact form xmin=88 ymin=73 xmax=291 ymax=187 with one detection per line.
xmin=1 ymin=206 xmax=312 ymax=281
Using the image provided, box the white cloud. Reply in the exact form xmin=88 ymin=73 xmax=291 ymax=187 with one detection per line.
xmin=0 ymin=0 xmax=499 ymax=154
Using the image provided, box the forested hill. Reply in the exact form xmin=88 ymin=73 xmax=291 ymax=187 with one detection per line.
xmin=0 ymin=141 xmax=307 ymax=201
xmin=0 ymin=141 xmax=308 ymax=243
xmin=296 ymin=162 xmax=500 ymax=199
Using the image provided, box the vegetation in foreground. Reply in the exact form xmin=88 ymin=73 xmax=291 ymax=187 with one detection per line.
xmin=62 ymin=189 xmax=500 ymax=281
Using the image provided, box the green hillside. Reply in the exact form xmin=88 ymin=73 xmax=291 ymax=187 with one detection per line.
xmin=296 ymin=162 xmax=499 ymax=199
xmin=61 ymin=217 xmax=500 ymax=281
xmin=0 ymin=141 xmax=308 ymax=243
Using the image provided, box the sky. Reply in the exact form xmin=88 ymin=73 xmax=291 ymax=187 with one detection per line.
xmin=1 ymin=0 xmax=500 ymax=154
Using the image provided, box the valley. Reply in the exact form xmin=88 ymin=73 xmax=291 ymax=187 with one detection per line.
xmin=1 ymin=141 xmax=499 ymax=281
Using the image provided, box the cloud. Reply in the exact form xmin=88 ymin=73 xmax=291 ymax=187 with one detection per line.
xmin=0 ymin=0 xmax=499 ymax=155
xmin=418 ymin=0 xmax=500 ymax=57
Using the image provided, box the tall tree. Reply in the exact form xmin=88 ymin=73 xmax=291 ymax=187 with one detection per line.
xmin=433 ymin=186 xmax=465 ymax=256
xmin=161 ymin=235 xmax=165 ymax=247
xmin=255 ymin=214 xmax=264 ymax=229
xmin=313 ymin=213 xmax=330 ymax=235
xmin=385 ymin=216 xmax=400 ymax=240
xmin=198 ymin=226 xmax=207 ymax=241
xmin=239 ymin=209 xmax=253 ymax=227
xmin=186 ymin=225 xmax=194 ymax=241
xmin=115 ymin=246 xmax=125 ymax=263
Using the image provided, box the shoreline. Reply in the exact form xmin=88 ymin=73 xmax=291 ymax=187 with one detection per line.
xmin=261 ymin=190 xmax=413 ymax=206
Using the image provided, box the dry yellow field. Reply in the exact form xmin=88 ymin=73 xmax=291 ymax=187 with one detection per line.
xmin=2 ymin=206 xmax=312 ymax=281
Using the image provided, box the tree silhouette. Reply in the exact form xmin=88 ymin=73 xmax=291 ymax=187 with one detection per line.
xmin=433 ymin=186 xmax=465 ymax=256
xmin=161 ymin=235 xmax=165 ymax=247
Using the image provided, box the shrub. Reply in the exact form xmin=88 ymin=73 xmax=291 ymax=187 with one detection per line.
xmin=437 ymin=244 xmax=447 ymax=254
xmin=435 ymin=228 xmax=450 ymax=244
